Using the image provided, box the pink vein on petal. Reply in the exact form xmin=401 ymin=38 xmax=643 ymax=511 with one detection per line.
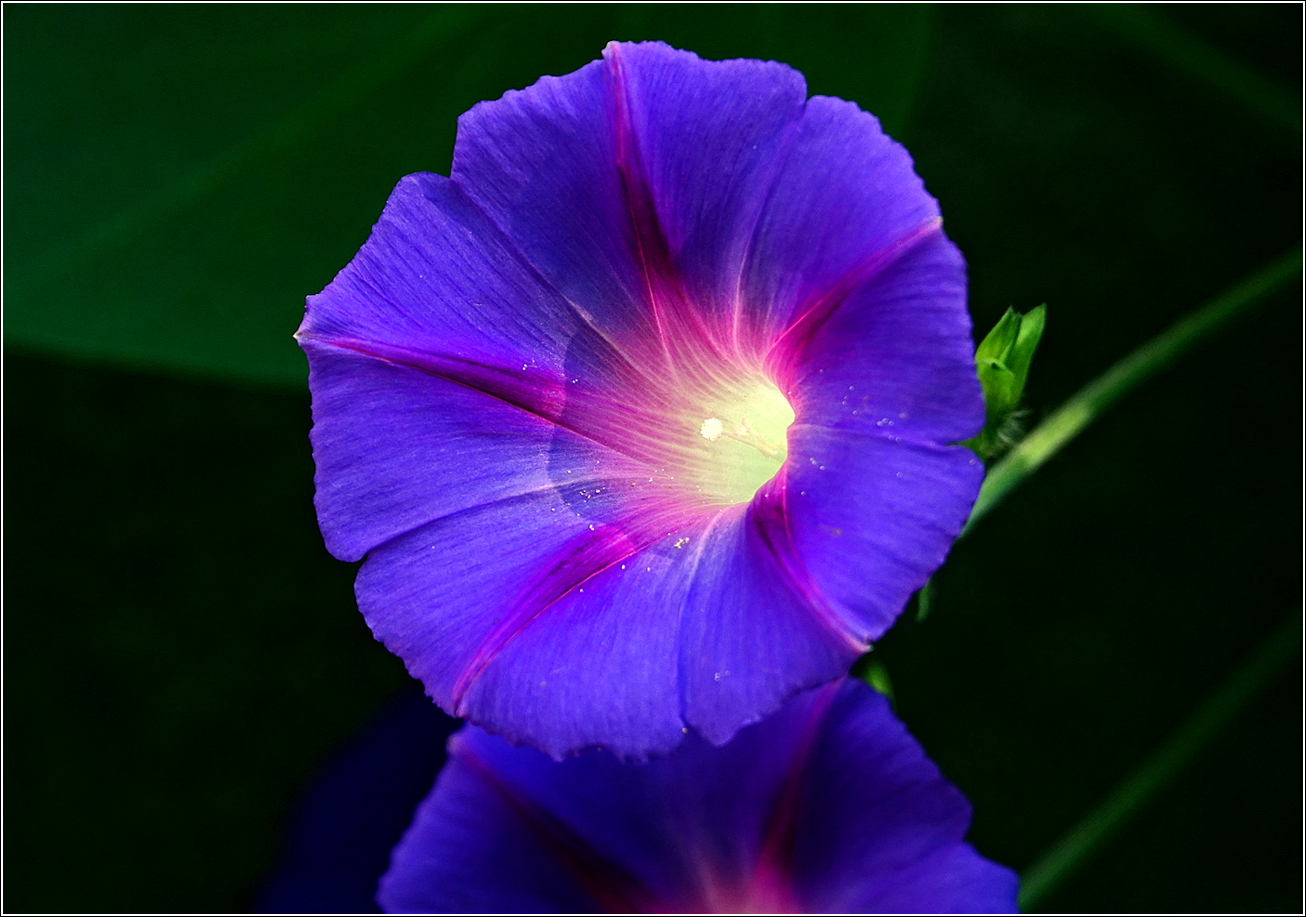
xmin=451 ymin=501 xmax=703 ymax=710
xmin=298 ymin=334 xmax=673 ymax=469
xmin=605 ymin=42 xmax=741 ymax=385
xmin=766 ymin=217 xmax=944 ymax=386
xmin=754 ymin=682 xmax=837 ymax=888
xmin=750 ymin=472 xmax=863 ymax=653
xmin=453 ymin=735 xmax=659 ymax=911
xmin=606 ymin=42 xmax=674 ymax=376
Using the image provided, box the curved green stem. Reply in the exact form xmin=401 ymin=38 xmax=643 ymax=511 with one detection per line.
xmin=1018 ymin=613 xmax=1301 ymax=910
xmin=964 ymin=247 xmax=1302 ymax=538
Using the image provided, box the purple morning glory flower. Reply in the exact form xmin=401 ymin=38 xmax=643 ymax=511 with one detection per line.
xmin=378 ymin=678 xmax=1018 ymax=913
xmin=297 ymin=41 xmax=984 ymax=758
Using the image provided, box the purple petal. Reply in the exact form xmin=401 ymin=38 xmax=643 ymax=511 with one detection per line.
xmin=451 ymin=43 xmax=809 ymax=369
xmin=298 ymin=172 xmax=581 ymax=373
xmin=298 ymin=171 xmax=649 ymax=410
xmin=368 ymin=495 xmax=858 ymax=759
xmin=375 ymin=728 xmax=610 ymax=913
xmin=673 ymin=495 xmax=859 ymax=745
xmin=302 ymin=343 xmax=590 ymax=562
xmin=451 ymin=55 xmax=660 ymax=352
xmin=834 ymin=843 xmax=1022 ymax=915
xmin=782 ymin=232 xmax=984 ymax=445
xmin=378 ymin=679 xmax=1019 ymax=913
xmin=447 ymin=513 xmax=698 ymax=761
xmin=743 ymin=95 xmax=944 ymax=348
xmin=784 ymin=425 xmax=984 ymax=642
xmin=461 ymin=494 xmax=863 ymax=755
xmin=297 ymin=171 xmax=668 ymax=562
xmin=355 ymin=471 xmax=697 ymax=760
xmin=791 ymin=683 xmax=1019 ymax=913
xmin=605 ymin=43 xmax=807 ymax=345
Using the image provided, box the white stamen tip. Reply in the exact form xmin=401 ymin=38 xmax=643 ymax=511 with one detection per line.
xmin=700 ymin=417 xmax=724 ymax=442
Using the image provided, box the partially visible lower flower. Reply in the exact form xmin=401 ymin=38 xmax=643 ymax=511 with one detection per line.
xmin=298 ymin=41 xmax=984 ymax=758
xmin=378 ymin=678 xmax=1018 ymax=914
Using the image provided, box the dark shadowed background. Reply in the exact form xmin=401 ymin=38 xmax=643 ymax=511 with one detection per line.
xmin=4 ymin=4 xmax=1301 ymax=912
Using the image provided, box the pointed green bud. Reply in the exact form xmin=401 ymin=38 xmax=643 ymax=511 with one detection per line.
xmin=1008 ymin=304 xmax=1045 ymax=397
xmin=964 ymin=304 xmax=1047 ymax=460
xmin=914 ymin=577 xmax=934 ymax=622
xmin=850 ymin=649 xmax=895 ymax=705
xmin=863 ymin=660 xmax=895 ymax=707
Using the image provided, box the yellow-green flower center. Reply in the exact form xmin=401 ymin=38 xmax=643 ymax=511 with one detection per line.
xmin=675 ymin=375 xmax=795 ymax=506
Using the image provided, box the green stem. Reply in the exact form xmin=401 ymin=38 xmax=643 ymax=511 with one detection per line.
xmin=1018 ymin=613 xmax=1302 ymax=911
xmin=964 ymin=248 xmax=1302 ymax=538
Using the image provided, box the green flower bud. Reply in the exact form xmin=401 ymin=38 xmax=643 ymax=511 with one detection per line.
xmin=850 ymin=651 xmax=896 ymax=707
xmin=965 ymin=304 xmax=1046 ymax=460
xmin=863 ymin=660 xmax=895 ymax=706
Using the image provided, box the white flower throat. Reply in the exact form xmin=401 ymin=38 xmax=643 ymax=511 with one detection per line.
xmin=673 ymin=376 xmax=794 ymax=506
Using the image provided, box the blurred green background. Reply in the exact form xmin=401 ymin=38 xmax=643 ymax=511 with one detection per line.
xmin=4 ymin=4 xmax=1300 ymax=912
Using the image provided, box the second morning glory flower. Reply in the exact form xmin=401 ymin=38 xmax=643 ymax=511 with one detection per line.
xmin=379 ymin=679 xmax=1018 ymax=913
xmin=297 ymin=41 xmax=984 ymax=758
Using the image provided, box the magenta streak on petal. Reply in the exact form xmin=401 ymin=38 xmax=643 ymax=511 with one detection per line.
xmin=764 ymin=218 xmax=944 ymax=390
xmin=300 ymin=334 xmax=565 ymax=418
xmin=606 ymin=42 xmax=673 ymax=374
xmin=695 ymin=683 xmax=836 ymax=913
xmin=452 ymin=735 xmax=662 ymax=912
xmin=605 ymin=42 xmax=746 ymax=388
xmin=725 ymin=118 xmax=806 ymax=364
xmin=750 ymin=473 xmax=863 ymax=653
xmin=303 ymin=301 xmax=783 ymax=507
xmin=756 ymin=683 xmax=836 ymax=876
xmin=338 ymin=180 xmax=678 ymax=403
xmin=295 ymin=334 xmax=701 ymax=474
xmin=452 ymin=502 xmax=708 ymax=710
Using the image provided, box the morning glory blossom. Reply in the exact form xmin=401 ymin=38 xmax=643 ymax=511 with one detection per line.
xmin=378 ymin=678 xmax=1018 ymax=913
xmin=297 ymin=41 xmax=984 ymax=758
